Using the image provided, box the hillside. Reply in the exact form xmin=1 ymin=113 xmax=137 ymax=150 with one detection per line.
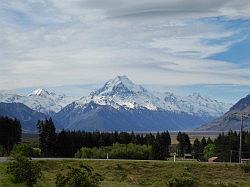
xmin=0 ymin=102 xmax=46 ymax=132
xmin=197 ymin=94 xmax=250 ymax=131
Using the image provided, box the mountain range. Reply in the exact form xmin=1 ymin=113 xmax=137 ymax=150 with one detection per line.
xmin=0 ymin=89 xmax=76 ymax=115
xmin=0 ymin=75 xmax=232 ymax=132
xmin=197 ymin=94 xmax=250 ymax=131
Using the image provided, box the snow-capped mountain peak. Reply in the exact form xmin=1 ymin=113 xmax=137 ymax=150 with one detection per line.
xmin=29 ymin=88 xmax=55 ymax=97
xmin=76 ymin=75 xmax=231 ymax=115
xmin=0 ymin=75 xmax=231 ymax=120
xmin=0 ymin=88 xmax=77 ymax=115
xmin=90 ymin=75 xmax=146 ymax=97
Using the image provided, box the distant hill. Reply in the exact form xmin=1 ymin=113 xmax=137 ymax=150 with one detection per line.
xmin=0 ymin=102 xmax=46 ymax=132
xmin=197 ymin=94 xmax=250 ymax=131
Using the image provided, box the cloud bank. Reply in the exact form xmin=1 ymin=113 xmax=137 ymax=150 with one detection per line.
xmin=0 ymin=0 xmax=250 ymax=90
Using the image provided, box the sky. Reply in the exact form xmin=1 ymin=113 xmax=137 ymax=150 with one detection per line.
xmin=1 ymin=0 xmax=250 ymax=103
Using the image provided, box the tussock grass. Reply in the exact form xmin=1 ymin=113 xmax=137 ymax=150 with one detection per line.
xmin=0 ymin=160 xmax=249 ymax=187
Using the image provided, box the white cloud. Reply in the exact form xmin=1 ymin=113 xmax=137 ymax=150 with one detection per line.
xmin=0 ymin=0 xmax=250 ymax=90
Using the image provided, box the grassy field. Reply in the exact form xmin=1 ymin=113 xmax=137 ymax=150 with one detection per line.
xmin=0 ymin=159 xmax=250 ymax=187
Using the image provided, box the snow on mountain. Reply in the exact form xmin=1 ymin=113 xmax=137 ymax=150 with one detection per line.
xmin=153 ymin=92 xmax=230 ymax=118
xmin=90 ymin=75 xmax=146 ymax=96
xmin=0 ymin=76 xmax=232 ymax=131
xmin=29 ymin=88 xmax=56 ymax=97
xmin=0 ymin=88 xmax=76 ymax=115
xmin=73 ymin=76 xmax=231 ymax=118
xmin=0 ymin=75 xmax=231 ymax=119
xmin=197 ymin=94 xmax=250 ymax=131
xmin=74 ymin=75 xmax=160 ymax=111
xmin=183 ymin=93 xmax=231 ymax=117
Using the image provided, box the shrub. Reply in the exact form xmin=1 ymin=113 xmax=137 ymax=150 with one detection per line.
xmin=32 ymin=148 xmax=41 ymax=157
xmin=75 ymin=147 xmax=108 ymax=159
xmin=109 ymin=143 xmax=151 ymax=160
xmin=10 ymin=144 xmax=41 ymax=158
xmin=203 ymin=144 xmax=216 ymax=161
xmin=55 ymin=164 xmax=103 ymax=187
xmin=11 ymin=144 xmax=33 ymax=157
xmin=75 ymin=143 xmax=151 ymax=160
xmin=241 ymin=161 xmax=250 ymax=173
xmin=6 ymin=156 xmax=42 ymax=187
xmin=168 ymin=178 xmax=198 ymax=187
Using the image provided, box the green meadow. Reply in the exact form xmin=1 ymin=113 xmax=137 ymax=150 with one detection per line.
xmin=0 ymin=159 xmax=250 ymax=187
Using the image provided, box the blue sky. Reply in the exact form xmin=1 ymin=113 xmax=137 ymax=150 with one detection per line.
xmin=1 ymin=0 xmax=250 ymax=103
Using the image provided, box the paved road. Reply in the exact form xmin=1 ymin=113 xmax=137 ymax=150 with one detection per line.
xmin=0 ymin=157 xmax=235 ymax=164
xmin=0 ymin=157 xmax=174 ymax=163
xmin=0 ymin=157 xmax=86 ymax=163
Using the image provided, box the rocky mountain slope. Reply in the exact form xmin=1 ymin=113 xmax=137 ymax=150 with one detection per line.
xmin=197 ymin=94 xmax=250 ymax=131
xmin=0 ymin=102 xmax=46 ymax=132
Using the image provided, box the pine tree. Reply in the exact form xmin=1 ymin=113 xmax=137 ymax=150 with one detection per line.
xmin=207 ymin=137 xmax=213 ymax=145
xmin=151 ymin=132 xmax=171 ymax=160
xmin=177 ymin=132 xmax=191 ymax=157
xmin=200 ymin=137 xmax=207 ymax=153
xmin=193 ymin=138 xmax=200 ymax=160
xmin=56 ymin=130 xmax=72 ymax=157
xmin=37 ymin=118 xmax=56 ymax=157
xmin=0 ymin=117 xmax=22 ymax=154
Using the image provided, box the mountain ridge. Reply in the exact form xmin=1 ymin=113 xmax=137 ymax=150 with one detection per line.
xmin=53 ymin=75 xmax=231 ymax=131
xmin=0 ymin=75 xmax=232 ymax=131
xmin=0 ymin=88 xmax=76 ymax=115
xmin=197 ymin=94 xmax=250 ymax=131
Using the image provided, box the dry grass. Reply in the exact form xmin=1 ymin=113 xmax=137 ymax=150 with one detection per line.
xmin=0 ymin=159 xmax=250 ymax=187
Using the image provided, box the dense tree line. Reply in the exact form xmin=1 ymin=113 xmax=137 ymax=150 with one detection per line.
xmin=0 ymin=116 xmax=22 ymax=154
xmin=54 ymin=130 xmax=156 ymax=157
xmin=37 ymin=118 xmax=171 ymax=159
xmin=176 ymin=132 xmax=191 ymax=157
xmin=192 ymin=131 xmax=250 ymax=162
xmin=152 ymin=132 xmax=171 ymax=160
xmin=37 ymin=118 xmax=56 ymax=157
xmin=192 ymin=137 xmax=213 ymax=161
xmin=2 ymin=115 xmax=248 ymax=163
xmin=214 ymin=131 xmax=250 ymax=162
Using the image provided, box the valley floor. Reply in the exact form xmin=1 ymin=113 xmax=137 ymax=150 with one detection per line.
xmin=0 ymin=159 xmax=250 ymax=187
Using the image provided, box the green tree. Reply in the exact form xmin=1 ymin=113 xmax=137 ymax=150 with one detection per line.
xmin=37 ymin=118 xmax=56 ymax=157
xmin=192 ymin=138 xmax=200 ymax=160
xmin=11 ymin=144 xmax=33 ymax=157
xmin=207 ymin=137 xmax=213 ymax=145
xmin=7 ymin=156 xmax=42 ymax=187
xmin=203 ymin=144 xmax=216 ymax=161
xmin=0 ymin=117 xmax=22 ymax=154
xmin=200 ymin=137 xmax=207 ymax=153
xmin=55 ymin=129 xmax=72 ymax=157
xmin=177 ymin=132 xmax=191 ymax=157
xmin=214 ymin=131 xmax=239 ymax=162
xmin=152 ymin=132 xmax=171 ymax=160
